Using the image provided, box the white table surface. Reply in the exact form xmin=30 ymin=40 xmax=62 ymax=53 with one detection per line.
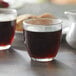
xmin=0 ymin=39 xmax=76 ymax=76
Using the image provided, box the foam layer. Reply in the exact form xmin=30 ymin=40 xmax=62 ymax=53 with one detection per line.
xmin=0 ymin=14 xmax=16 ymax=22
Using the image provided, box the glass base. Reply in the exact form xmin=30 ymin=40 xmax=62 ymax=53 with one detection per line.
xmin=0 ymin=45 xmax=11 ymax=50
xmin=31 ymin=57 xmax=54 ymax=62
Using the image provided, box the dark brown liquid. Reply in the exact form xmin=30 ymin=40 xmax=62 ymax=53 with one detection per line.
xmin=24 ymin=29 xmax=62 ymax=59
xmin=0 ymin=20 xmax=16 ymax=46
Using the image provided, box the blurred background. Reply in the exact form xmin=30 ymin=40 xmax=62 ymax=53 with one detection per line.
xmin=1 ymin=0 xmax=76 ymax=19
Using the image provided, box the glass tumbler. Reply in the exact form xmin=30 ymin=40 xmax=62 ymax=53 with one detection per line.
xmin=23 ymin=18 xmax=62 ymax=62
xmin=0 ymin=8 xmax=17 ymax=50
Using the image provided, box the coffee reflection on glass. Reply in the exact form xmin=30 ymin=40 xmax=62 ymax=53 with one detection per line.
xmin=23 ymin=18 xmax=62 ymax=62
xmin=0 ymin=8 xmax=17 ymax=50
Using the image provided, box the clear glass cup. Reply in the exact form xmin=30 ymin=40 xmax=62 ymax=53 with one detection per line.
xmin=0 ymin=8 xmax=17 ymax=50
xmin=23 ymin=18 xmax=62 ymax=62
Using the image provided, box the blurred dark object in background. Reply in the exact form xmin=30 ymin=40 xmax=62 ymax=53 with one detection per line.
xmin=0 ymin=0 xmax=9 ymax=8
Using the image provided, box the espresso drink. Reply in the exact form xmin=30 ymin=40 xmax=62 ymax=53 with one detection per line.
xmin=23 ymin=25 xmax=62 ymax=60
xmin=0 ymin=14 xmax=16 ymax=47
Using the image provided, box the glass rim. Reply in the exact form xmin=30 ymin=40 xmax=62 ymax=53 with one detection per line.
xmin=23 ymin=18 xmax=62 ymax=26
xmin=0 ymin=8 xmax=17 ymax=15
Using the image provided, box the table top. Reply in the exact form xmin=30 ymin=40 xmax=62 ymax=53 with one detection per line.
xmin=0 ymin=37 xmax=76 ymax=76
